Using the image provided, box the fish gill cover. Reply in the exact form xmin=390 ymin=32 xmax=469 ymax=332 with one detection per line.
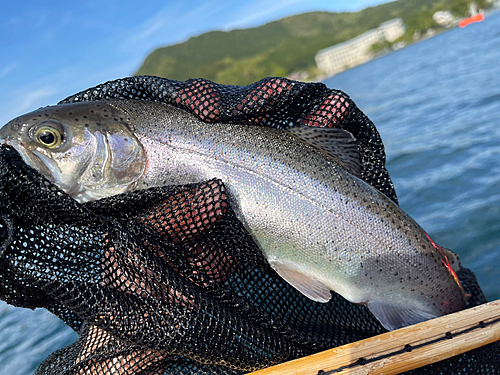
xmin=0 ymin=76 xmax=498 ymax=374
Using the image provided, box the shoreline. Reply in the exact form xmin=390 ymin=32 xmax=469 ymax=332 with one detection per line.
xmin=302 ymin=7 xmax=499 ymax=83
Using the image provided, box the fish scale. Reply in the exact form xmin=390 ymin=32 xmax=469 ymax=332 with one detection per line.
xmin=0 ymin=98 xmax=467 ymax=331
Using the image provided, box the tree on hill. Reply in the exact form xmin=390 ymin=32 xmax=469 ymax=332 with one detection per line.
xmin=135 ymin=0 xmax=493 ymax=85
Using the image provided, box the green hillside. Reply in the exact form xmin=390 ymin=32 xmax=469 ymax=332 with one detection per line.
xmin=135 ymin=0 xmax=489 ymax=85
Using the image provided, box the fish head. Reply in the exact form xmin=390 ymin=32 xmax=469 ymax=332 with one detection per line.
xmin=0 ymin=101 xmax=146 ymax=203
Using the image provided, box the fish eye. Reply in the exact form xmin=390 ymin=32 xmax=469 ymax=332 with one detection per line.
xmin=34 ymin=126 xmax=63 ymax=148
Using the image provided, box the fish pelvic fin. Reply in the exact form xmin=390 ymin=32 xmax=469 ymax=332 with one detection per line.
xmin=367 ymin=301 xmax=437 ymax=331
xmin=269 ymin=260 xmax=332 ymax=302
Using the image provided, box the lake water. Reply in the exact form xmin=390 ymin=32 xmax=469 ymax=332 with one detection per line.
xmin=324 ymin=10 xmax=500 ymax=303
xmin=1 ymin=10 xmax=500 ymax=374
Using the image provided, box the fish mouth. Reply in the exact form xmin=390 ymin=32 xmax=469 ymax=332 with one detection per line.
xmin=3 ymin=139 xmax=57 ymax=185
xmin=2 ymin=139 xmax=83 ymax=198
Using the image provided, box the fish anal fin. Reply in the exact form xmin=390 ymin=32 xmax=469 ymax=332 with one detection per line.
xmin=270 ymin=260 xmax=331 ymax=302
xmin=286 ymin=126 xmax=361 ymax=177
xmin=367 ymin=301 xmax=437 ymax=331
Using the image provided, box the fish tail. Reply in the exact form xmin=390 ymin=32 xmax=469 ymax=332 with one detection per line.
xmin=424 ymin=232 xmax=467 ymax=300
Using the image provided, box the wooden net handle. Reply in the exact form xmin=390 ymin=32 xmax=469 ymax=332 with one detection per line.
xmin=247 ymin=299 xmax=500 ymax=375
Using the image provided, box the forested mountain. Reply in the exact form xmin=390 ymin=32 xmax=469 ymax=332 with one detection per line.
xmin=135 ymin=0 xmax=489 ymax=85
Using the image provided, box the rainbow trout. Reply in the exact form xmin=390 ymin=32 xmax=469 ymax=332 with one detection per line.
xmin=0 ymin=99 xmax=467 ymax=330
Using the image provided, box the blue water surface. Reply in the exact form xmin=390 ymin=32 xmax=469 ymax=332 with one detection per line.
xmin=324 ymin=10 xmax=500 ymax=302
xmin=1 ymin=10 xmax=499 ymax=374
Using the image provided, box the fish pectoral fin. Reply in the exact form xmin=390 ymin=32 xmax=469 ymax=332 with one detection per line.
xmin=367 ymin=301 xmax=437 ymax=331
xmin=270 ymin=260 xmax=332 ymax=302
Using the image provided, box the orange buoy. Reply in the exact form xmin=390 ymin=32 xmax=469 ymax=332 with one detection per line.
xmin=459 ymin=14 xmax=485 ymax=28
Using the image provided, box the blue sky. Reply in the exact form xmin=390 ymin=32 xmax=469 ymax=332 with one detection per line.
xmin=0 ymin=0 xmax=391 ymax=125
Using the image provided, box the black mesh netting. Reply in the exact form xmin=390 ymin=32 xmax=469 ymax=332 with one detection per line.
xmin=0 ymin=76 xmax=498 ymax=374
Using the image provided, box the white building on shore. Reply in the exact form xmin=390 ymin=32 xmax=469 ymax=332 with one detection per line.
xmin=315 ymin=18 xmax=406 ymax=77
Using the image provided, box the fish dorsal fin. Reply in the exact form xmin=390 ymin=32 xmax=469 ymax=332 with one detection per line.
xmin=367 ymin=301 xmax=437 ymax=331
xmin=441 ymin=247 xmax=462 ymax=273
xmin=286 ymin=126 xmax=361 ymax=177
xmin=269 ymin=260 xmax=332 ymax=302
